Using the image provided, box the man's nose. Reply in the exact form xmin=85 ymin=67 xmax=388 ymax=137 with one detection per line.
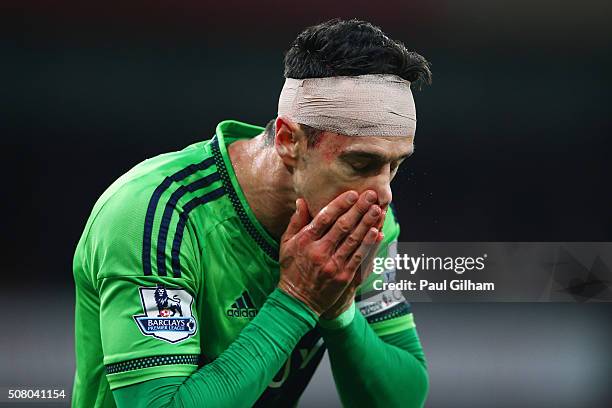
xmin=376 ymin=183 xmax=392 ymax=209
xmin=366 ymin=173 xmax=392 ymax=208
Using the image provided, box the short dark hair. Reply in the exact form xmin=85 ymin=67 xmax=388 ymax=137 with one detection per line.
xmin=266 ymin=18 xmax=432 ymax=147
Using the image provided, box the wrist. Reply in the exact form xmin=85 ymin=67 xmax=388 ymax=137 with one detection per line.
xmin=273 ymin=287 xmax=320 ymax=323
xmin=276 ymin=282 xmax=323 ymax=317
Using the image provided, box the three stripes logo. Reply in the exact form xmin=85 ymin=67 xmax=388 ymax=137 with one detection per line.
xmin=226 ymin=291 xmax=258 ymax=319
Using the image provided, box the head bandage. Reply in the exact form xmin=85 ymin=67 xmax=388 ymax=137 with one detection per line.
xmin=277 ymin=74 xmax=416 ymax=137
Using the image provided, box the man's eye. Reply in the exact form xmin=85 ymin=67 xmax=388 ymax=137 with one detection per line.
xmin=350 ymin=162 xmax=370 ymax=171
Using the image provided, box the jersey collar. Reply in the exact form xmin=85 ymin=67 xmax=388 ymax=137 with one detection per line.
xmin=211 ymin=120 xmax=280 ymax=260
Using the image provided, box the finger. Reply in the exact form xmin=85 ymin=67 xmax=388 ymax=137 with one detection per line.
xmin=344 ymin=227 xmax=379 ymax=274
xmin=321 ymin=190 xmax=378 ymax=247
xmin=306 ymin=190 xmax=358 ymax=239
xmin=376 ymin=207 xmax=387 ymax=231
xmin=281 ymin=198 xmax=311 ymax=243
xmin=333 ymin=203 xmax=381 ymax=263
xmin=351 ymin=239 xmax=382 ymax=287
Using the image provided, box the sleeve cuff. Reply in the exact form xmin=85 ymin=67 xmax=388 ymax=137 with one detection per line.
xmin=318 ymin=301 xmax=356 ymax=330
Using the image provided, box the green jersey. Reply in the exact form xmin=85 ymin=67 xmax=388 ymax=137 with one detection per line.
xmin=72 ymin=120 xmax=415 ymax=408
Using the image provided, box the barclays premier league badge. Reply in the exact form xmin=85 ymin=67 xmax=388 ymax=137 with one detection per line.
xmin=133 ymin=284 xmax=197 ymax=343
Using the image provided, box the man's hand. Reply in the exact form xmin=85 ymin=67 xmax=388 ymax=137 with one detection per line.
xmin=278 ymin=190 xmax=382 ymax=316
xmin=320 ymin=207 xmax=387 ymax=320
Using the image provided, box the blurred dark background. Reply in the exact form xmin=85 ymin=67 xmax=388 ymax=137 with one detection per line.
xmin=2 ymin=0 xmax=612 ymax=288
xmin=1 ymin=1 xmax=612 ymax=407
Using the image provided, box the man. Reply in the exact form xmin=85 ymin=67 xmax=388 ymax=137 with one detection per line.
xmin=72 ymin=18 xmax=431 ymax=408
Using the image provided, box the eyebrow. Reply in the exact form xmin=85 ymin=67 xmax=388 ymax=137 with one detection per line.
xmin=338 ymin=148 xmax=414 ymax=163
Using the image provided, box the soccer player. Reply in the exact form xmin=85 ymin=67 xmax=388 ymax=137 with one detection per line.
xmin=72 ymin=18 xmax=431 ymax=408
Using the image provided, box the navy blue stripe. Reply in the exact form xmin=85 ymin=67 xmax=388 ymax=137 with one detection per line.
xmin=171 ymin=187 xmax=225 ymax=278
xmin=105 ymin=354 xmax=201 ymax=374
xmin=156 ymin=172 xmax=221 ymax=276
xmin=142 ymin=156 xmax=215 ymax=276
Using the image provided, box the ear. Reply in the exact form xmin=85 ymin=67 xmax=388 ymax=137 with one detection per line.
xmin=274 ymin=116 xmax=301 ymax=169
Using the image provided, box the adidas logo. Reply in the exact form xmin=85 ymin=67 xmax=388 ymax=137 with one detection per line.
xmin=226 ymin=291 xmax=258 ymax=319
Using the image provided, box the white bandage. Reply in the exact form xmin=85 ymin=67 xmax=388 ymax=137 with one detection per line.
xmin=277 ymin=74 xmax=416 ymax=137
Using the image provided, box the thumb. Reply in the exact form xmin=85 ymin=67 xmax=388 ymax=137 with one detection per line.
xmin=282 ymin=198 xmax=311 ymax=243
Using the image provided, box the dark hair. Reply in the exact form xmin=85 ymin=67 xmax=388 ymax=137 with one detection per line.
xmin=266 ymin=18 xmax=432 ymax=147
